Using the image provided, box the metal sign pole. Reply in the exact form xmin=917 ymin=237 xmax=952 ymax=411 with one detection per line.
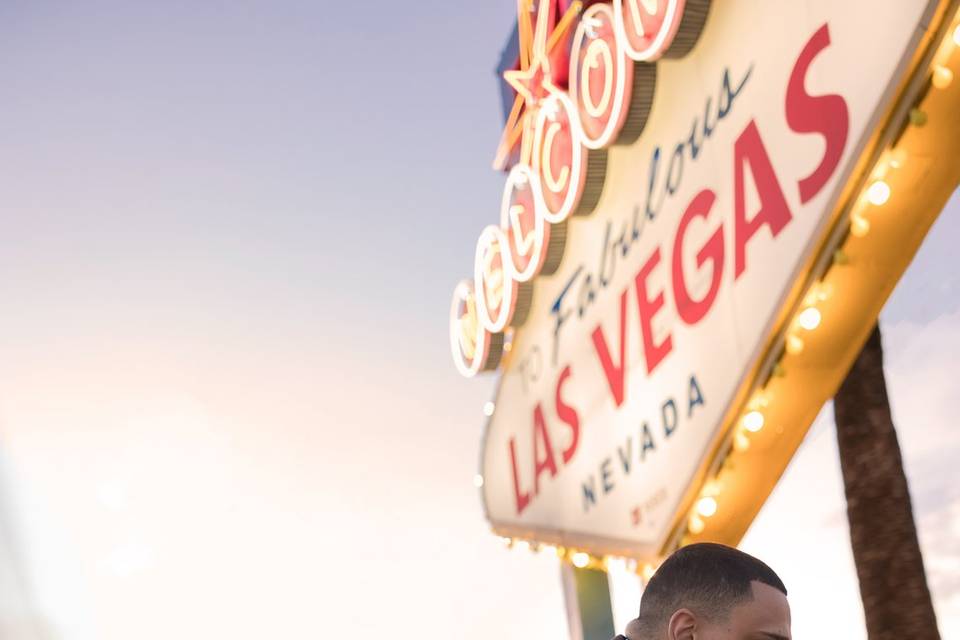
xmin=561 ymin=564 xmax=616 ymax=640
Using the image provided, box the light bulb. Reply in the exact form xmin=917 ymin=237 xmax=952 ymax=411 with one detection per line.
xmin=804 ymin=283 xmax=833 ymax=306
xmin=932 ymin=65 xmax=953 ymax=89
xmin=473 ymin=474 xmax=484 ymax=488
xmin=752 ymin=391 xmax=770 ymax=409
xmin=743 ymin=410 xmax=765 ymax=433
xmin=798 ymin=307 xmax=822 ymax=331
xmin=851 ymin=213 xmax=870 ymax=238
xmin=734 ymin=431 xmax=751 ymax=452
xmin=703 ymin=479 xmax=722 ymax=496
xmin=889 ymin=148 xmax=907 ymax=169
xmin=697 ymin=496 xmax=718 ymax=518
xmin=483 ymin=401 xmax=496 ymax=417
xmin=515 ymin=540 xmax=531 ymax=553
xmin=688 ymin=514 xmax=706 ymax=534
xmin=866 ymin=180 xmax=891 ymax=206
xmin=572 ymin=552 xmax=590 ymax=568
xmin=786 ymin=333 xmax=805 ymax=355
xmin=816 ymin=282 xmax=834 ymax=301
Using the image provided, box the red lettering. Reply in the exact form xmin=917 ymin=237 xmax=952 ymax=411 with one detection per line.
xmin=672 ymin=189 xmax=724 ymax=325
xmin=635 ymin=248 xmax=673 ymax=375
xmin=734 ymin=120 xmax=793 ymax=279
xmin=509 ymin=437 xmax=531 ymax=515
xmin=533 ymin=404 xmax=558 ymax=495
xmin=555 ymin=365 xmax=580 ymax=464
xmin=510 ymin=369 xmax=580 ymax=516
xmin=786 ymin=24 xmax=850 ymax=204
xmin=591 ymin=290 xmax=629 ymax=407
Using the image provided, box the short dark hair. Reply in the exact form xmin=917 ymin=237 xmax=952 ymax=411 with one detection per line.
xmin=630 ymin=543 xmax=787 ymax=638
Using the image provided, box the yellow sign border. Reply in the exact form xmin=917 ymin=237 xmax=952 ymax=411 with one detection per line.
xmin=483 ymin=0 xmax=960 ymax=571
xmin=664 ymin=0 xmax=960 ymax=557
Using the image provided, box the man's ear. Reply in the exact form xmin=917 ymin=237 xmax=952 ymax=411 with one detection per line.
xmin=666 ymin=609 xmax=697 ymax=640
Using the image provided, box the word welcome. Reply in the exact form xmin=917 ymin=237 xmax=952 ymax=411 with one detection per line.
xmin=450 ymin=0 xmax=706 ymax=377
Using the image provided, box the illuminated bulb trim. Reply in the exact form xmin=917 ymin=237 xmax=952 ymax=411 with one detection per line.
xmin=734 ymin=431 xmax=751 ymax=452
xmin=571 ymin=551 xmax=591 ymax=568
xmin=483 ymin=401 xmax=496 ymax=417
xmin=932 ymin=65 xmax=954 ymax=89
xmin=797 ymin=306 xmax=823 ymax=331
xmin=866 ymin=180 xmax=891 ymax=206
xmin=815 ymin=281 xmax=834 ymax=302
xmin=850 ymin=212 xmax=871 ymax=237
xmin=748 ymin=391 xmax=770 ymax=410
xmin=473 ymin=474 xmax=485 ymax=488
xmin=786 ymin=333 xmax=805 ymax=355
xmin=515 ymin=540 xmax=531 ymax=553
xmin=696 ymin=496 xmax=718 ymax=518
xmin=889 ymin=148 xmax=907 ymax=169
xmin=688 ymin=513 xmax=705 ymax=534
xmin=743 ymin=410 xmax=765 ymax=433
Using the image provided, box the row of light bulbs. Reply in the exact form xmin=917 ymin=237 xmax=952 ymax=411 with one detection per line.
xmin=478 ymin=17 xmax=960 ymax=573
xmin=496 ymin=535 xmax=663 ymax=580
xmin=682 ymin=15 xmax=959 ymax=544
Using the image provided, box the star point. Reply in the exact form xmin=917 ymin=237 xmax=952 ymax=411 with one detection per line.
xmin=493 ymin=1 xmax=583 ymax=170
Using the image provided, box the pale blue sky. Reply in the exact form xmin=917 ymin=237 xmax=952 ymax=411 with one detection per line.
xmin=0 ymin=2 xmax=958 ymax=639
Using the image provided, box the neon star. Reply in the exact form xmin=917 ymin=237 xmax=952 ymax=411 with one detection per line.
xmin=494 ymin=0 xmax=583 ymax=170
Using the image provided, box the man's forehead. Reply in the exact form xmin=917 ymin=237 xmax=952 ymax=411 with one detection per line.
xmin=731 ymin=581 xmax=792 ymax=638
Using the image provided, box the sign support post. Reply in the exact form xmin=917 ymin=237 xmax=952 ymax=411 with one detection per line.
xmin=561 ymin=565 xmax=616 ymax=640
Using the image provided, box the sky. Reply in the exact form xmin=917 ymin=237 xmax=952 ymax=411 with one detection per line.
xmin=0 ymin=1 xmax=957 ymax=638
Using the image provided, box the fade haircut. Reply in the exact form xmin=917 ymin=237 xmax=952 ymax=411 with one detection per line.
xmin=631 ymin=543 xmax=787 ymax=638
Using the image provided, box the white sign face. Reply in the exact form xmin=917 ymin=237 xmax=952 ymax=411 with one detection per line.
xmin=481 ymin=0 xmax=935 ymax=557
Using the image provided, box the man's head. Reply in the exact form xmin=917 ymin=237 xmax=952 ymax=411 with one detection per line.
xmin=622 ymin=543 xmax=790 ymax=640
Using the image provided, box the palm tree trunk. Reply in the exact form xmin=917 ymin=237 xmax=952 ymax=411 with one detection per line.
xmin=833 ymin=324 xmax=940 ymax=639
